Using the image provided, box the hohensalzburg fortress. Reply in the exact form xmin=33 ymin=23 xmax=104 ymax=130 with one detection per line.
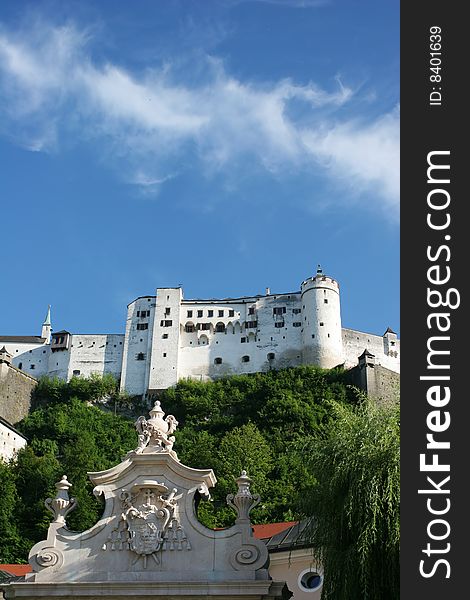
xmin=1 ymin=268 xmax=399 ymax=397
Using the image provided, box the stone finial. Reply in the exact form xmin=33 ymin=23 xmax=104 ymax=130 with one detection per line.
xmin=226 ymin=470 xmax=261 ymax=522
xmin=133 ymin=401 xmax=179 ymax=457
xmin=45 ymin=475 xmax=77 ymax=525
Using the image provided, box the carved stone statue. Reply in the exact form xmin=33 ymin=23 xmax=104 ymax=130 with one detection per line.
xmin=133 ymin=400 xmax=179 ymax=458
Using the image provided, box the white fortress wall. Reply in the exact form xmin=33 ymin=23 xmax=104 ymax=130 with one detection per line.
xmin=148 ymin=288 xmax=183 ymax=391
xmin=65 ymin=333 xmax=124 ymax=379
xmin=342 ymin=328 xmax=400 ymax=373
xmin=177 ymin=293 xmax=303 ymax=383
xmin=120 ymin=296 xmax=156 ymax=395
xmin=6 ymin=341 xmax=49 ymax=377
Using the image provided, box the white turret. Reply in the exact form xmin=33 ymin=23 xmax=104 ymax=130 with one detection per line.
xmin=41 ymin=305 xmax=52 ymax=344
xmin=301 ymin=266 xmax=343 ymax=369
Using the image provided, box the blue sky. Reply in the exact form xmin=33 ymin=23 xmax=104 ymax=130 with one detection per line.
xmin=0 ymin=0 xmax=399 ymax=338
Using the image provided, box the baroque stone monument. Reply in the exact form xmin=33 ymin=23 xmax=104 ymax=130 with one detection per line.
xmin=3 ymin=401 xmax=287 ymax=600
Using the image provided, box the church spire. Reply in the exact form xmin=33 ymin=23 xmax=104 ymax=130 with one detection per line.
xmin=41 ymin=305 xmax=52 ymax=343
xmin=43 ymin=305 xmax=51 ymax=326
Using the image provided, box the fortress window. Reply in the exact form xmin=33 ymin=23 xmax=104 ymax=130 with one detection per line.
xmin=165 ymin=307 xmax=171 ymax=315
xmin=160 ymin=320 xmax=172 ymax=327
xmin=187 ymin=310 xmax=193 ymax=318
xmin=18 ymin=362 xmax=22 ymax=370
xmin=267 ymin=353 xmax=275 ymax=360
xmin=73 ymin=370 xmax=81 ymax=376
xmin=241 ymin=355 xmax=250 ymax=363
xmin=241 ymin=337 xmax=247 ymax=343
xmin=208 ymin=309 xmax=214 ymax=317
xmin=185 ymin=323 xmax=195 ymax=333
xmin=136 ymin=310 xmax=140 ymax=316
xmin=246 ymin=321 xmax=258 ymax=329
xmin=293 ymin=308 xmax=301 ymax=314
xmin=201 ymin=323 xmax=211 ymax=331
xmin=312 ymin=334 xmax=315 ymax=339
xmin=391 ymin=341 xmax=396 ymax=346
xmin=218 ymin=310 xmax=224 ymax=317
xmin=215 ymin=323 xmax=226 ymax=333
xmin=274 ymin=321 xmax=284 ymax=328
xmin=229 ymin=309 xmax=235 ymax=317
xmin=214 ymin=357 xmax=223 ymax=365
xmin=137 ymin=323 xmax=149 ymax=330
xmin=324 ymin=299 xmax=328 ymax=304
xmin=293 ymin=322 xmax=301 ymax=327
xmin=162 ymin=333 xmax=168 ymax=339
xmin=248 ymin=307 xmax=255 ymax=315
xmin=136 ymin=353 xmax=145 ymax=360
xmin=319 ymin=322 xmax=324 ymax=326
xmin=197 ymin=310 xmax=203 ymax=318
xmin=30 ymin=364 xmax=35 ymax=370
xmin=163 ymin=353 xmax=167 ymax=357
xmin=273 ymin=307 xmax=286 ymax=315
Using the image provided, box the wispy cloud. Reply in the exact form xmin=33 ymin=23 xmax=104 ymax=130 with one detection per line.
xmin=0 ymin=20 xmax=398 ymax=213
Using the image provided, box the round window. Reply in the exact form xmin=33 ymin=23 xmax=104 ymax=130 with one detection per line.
xmin=298 ymin=569 xmax=323 ymax=592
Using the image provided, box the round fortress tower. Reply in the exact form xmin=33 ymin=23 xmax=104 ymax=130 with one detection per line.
xmin=301 ymin=266 xmax=344 ymax=369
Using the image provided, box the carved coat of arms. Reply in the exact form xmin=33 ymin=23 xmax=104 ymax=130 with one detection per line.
xmin=104 ymin=481 xmax=190 ymax=568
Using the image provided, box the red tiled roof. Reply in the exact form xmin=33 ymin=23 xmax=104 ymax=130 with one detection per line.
xmin=0 ymin=564 xmax=32 ymax=576
xmin=252 ymin=521 xmax=297 ymax=539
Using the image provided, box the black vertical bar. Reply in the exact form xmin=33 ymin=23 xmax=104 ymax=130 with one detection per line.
xmin=401 ymin=3 xmax=467 ymax=598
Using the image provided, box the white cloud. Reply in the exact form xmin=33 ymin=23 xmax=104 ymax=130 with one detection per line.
xmin=300 ymin=108 xmax=400 ymax=213
xmin=0 ymin=21 xmax=398 ymax=214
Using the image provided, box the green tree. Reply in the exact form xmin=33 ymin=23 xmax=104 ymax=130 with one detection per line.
xmin=1 ymin=368 xmax=358 ymax=562
xmin=298 ymin=398 xmax=400 ymax=600
xmin=0 ymin=460 xmax=31 ymax=562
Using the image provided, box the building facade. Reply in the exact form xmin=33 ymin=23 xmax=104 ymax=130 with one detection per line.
xmin=0 ymin=268 xmax=400 ymax=397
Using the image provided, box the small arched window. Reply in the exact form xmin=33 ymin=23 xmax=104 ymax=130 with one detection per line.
xmin=241 ymin=355 xmax=250 ymax=363
xmin=267 ymin=353 xmax=275 ymax=361
xmin=214 ymin=357 xmax=223 ymax=365
xmin=18 ymin=362 xmax=22 ymax=370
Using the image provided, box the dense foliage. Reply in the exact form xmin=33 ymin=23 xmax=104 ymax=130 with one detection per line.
xmin=0 ymin=367 xmax=354 ymax=562
xmin=1 ymin=368 xmax=400 ymax=599
xmin=298 ymin=398 xmax=400 ymax=600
